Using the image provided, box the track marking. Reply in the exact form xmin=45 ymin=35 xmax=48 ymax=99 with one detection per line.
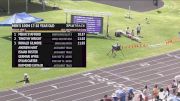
xmin=26 ymin=81 xmax=90 ymax=97
xmin=11 ymin=90 xmax=18 ymax=93
xmin=0 ymin=55 xmax=173 ymax=98
xmin=122 ymin=76 xmax=130 ymax=81
xmin=10 ymin=60 xmax=180 ymax=100
xmin=2 ymin=51 xmax=180 ymax=100
xmin=88 ymin=80 xmax=96 ymax=85
xmin=6 ymin=60 xmax=180 ymax=101
xmin=7 ymin=68 xmax=180 ymax=100
xmin=76 ymin=74 xmax=180 ymax=101
xmin=116 ymin=60 xmax=180 ymax=77
xmin=106 ymin=56 xmax=171 ymax=73
xmin=166 ymin=53 xmax=172 ymax=57
xmin=114 ymin=58 xmax=178 ymax=76
xmin=9 ymin=90 xmax=33 ymax=101
xmin=101 ymin=76 xmax=176 ymax=101
xmin=82 ymin=72 xmax=93 ymax=76
xmin=174 ymin=55 xmax=180 ymax=59
xmin=139 ymin=62 xmax=150 ymax=67
xmin=48 ymin=69 xmax=180 ymax=101
xmin=156 ymin=73 xmax=164 ymax=77
xmin=50 ymin=85 xmax=58 ymax=89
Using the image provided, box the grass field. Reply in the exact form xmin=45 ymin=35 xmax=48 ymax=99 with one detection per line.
xmin=0 ymin=0 xmax=179 ymax=90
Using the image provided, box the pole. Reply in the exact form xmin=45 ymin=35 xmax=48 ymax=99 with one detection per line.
xmin=7 ymin=0 xmax=10 ymax=14
xmin=128 ymin=5 xmax=131 ymax=19
xmin=65 ymin=13 xmax=68 ymax=23
xmin=26 ymin=0 xmax=28 ymax=12
xmin=42 ymin=0 xmax=45 ymax=11
xmin=106 ymin=16 xmax=109 ymax=37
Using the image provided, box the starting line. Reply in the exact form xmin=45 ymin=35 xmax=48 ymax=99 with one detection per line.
xmin=11 ymin=89 xmax=33 ymax=101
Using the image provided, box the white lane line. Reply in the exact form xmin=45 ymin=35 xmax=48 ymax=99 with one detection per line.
xmin=39 ymin=65 xmax=180 ymax=101
xmin=34 ymin=83 xmax=96 ymax=100
xmin=72 ymin=89 xmax=116 ymax=101
xmin=167 ymin=53 xmax=180 ymax=59
xmin=122 ymin=65 xmax=180 ymax=81
xmin=88 ymin=80 xmax=96 ymax=85
xmin=116 ymin=59 xmax=180 ymax=77
xmin=2 ymin=55 xmax=173 ymax=98
xmin=49 ymin=85 xmax=114 ymax=101
xmin=8 ymin=90 xmax=33 ymax=101
xmin=156 ymin=73 xmax=164 ymax=77
xmin=82 ymin=73 xmax=93 ymax=76
xmin=139 ymin=62 xmax=150 ymax=67
xmin=174 ymin=55 xmax=180 ymax=59
xmin=0 ymin=76 xmax=87 ymax=98
xmin=106 ymin=55 xmax=171 ymax=72
xmin=142 ymin=71 xmax=180 ymax=84
xmin=6 ymin=60 xmax=180 ymax=101
xmin=166 ymin=53 xmax=172 ymax=57
xmin=113 ymin=57 xmax=178 ymax=76
xmin=122 ymin=76 xmax=130 ymax=81
xmin=30 ymin=81 xmax=89 ymax=95
xmin=11 ymin=81 xmax=90 ymax=100
xmin=11 ymin=90 xmax=18 ymax=93
xmin=50 ymin=85 xmax=58 ymax=89
xmin=98 ymin=69 xmax=143 ymax=86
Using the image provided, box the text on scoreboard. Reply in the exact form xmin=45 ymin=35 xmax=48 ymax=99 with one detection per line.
xmin=71 ymin=15 xmax=103 ymax=34
xmin=12 ymin=23 xmax=86 ymax=68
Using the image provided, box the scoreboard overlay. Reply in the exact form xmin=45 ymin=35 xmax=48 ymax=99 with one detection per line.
xmin=12 ymin=23 xmax=86 ymax=68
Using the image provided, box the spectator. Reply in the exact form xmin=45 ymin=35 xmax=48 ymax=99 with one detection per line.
xmin=145 ymin=18 xmax=150 ymax=24
xmin=103 ymin=95 xmax=112 ymax=101
xmin=159 ymin=88 xmax=165 ymax=101
xmin=153 ymin=0 xmax=158 ymax=6
xmin=172 ymin=80 xmax=177 ymax=94
xmin=164 ymin=87 xmax=170 ymax=101
xmin=132 ymin=93 xmax=139 ymax=101
xmin=100 ymin=99 xmax=104 ymax=101
xmin=136 ymin=24 xmax=141 ymax=36
xmin=112 ymin=93 xmax=118 ymax=101
xmin=127 ymin=88 xmax=134 ymax=101
xmin=139 ymin=94 xmax=143 ymax=101
xmin=153 ymin=84 xmax=159 ymax=101
xmin=131 ymin=29 xmax=135 ymax=36
xmin=177 ymin=81 xmax=180 ymax=96
xmin=143 ymin=85 xmax=149 ymax=101
xmin=126 ymin=27 xmax=130 ymax=35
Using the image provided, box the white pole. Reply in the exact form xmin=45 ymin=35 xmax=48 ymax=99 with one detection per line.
xmin=128 ymin=5 xmax=131 ymax=19
xmin=8 ymin=0 xmax=10 ymax=14
xmin=26 ymin=0 xmax=28 ymax=12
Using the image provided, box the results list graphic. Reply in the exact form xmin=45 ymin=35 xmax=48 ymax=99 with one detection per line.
xmin=12 ymin=23 xmax=86 ymax=68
